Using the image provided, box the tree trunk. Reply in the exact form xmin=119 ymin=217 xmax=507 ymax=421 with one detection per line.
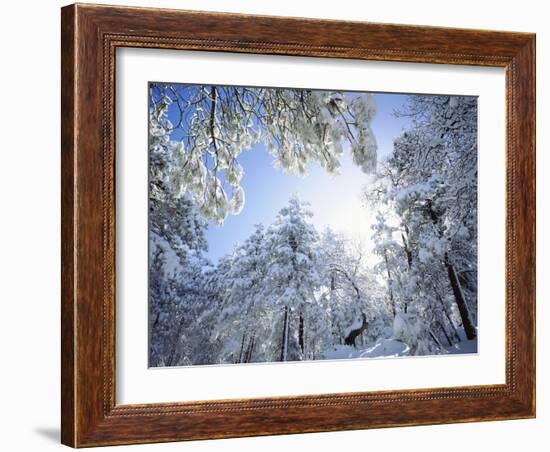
xmin=238 ymin=333 xmax=247 ymax=363
xmin=383 ymin=249 xmax=396 ymax=317
xmin=429 ymin=329 xmax=445 ymax=348
xmin=401 ymin=227 xmax=413 ymax=315
xmin=280 ymin=306 xmax=289 ymax=361
xmin=432 ymin=284 xmax=461 ymax=343
xmin=152 ymin=312 xmax=160 ymax=329
xmin=245 ymin=332 xmax=255 ymax=363
xmin=445 ymin=255 xmax=477 ymax=340
xmin=426 ymin=199 xmax=477 ymax=341
xmin=443 ymin=307 xmax=461 ymax=343
xmin=299 ymin=313 xmax=305 ymax=356
xmin=438 ymin=321 xmax=453 ymax=347
xmin=167 ymin=314 xmax=186 ymax=366
xmin=344 ymin=313 xmax=368 ymax=346
xmin=402 ymin=226 xmax=413 ymax=269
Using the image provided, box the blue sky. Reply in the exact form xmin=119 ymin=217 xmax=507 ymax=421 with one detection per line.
xmin=154 ymin=85 xmax=411 ymax=263
xmin=198 ymin=91 xmax=411 ymax=263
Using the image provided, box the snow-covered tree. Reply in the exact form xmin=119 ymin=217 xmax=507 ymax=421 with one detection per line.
xmin=149 ymin=84 xmax=377 ymax=224
xmin=212 ymin=224 xmax=271 ymax=363
xmin=149 ymin=109 xmax=217 ymax=366
xmin=148 ymin=88 xmax=479 ymax=367
xmin=317 ymin=229 xmax=383 ymax=348
xmin=366 ymin=95 xmax=478 ymax=348
xmin=148 ymin=241 xmax=217 ymax=366
xmin=259 ymin=197 xmax=322 ymax=361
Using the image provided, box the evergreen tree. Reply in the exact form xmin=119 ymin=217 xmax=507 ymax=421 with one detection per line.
xmin=262 ymin=198 xmax=322 ymax=361
xmin=213 ymin=224 xmax=270 ymax=363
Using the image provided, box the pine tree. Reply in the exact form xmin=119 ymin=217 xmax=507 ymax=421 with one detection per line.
xmin=213 ymin=224 xmax=270 ymax=363
xmin=262 ymin=198 xmax=322 ymax=361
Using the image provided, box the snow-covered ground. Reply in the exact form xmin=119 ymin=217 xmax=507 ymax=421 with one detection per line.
xmin=323 ymin=336 xmax=477 ymax=361
xmin=444 ymin=339 xmax=477 ymax=355
xmin=323 ymin=339 xmax=410 ymax=360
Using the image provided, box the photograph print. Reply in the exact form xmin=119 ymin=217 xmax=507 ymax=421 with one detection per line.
xmin=148 ymin=82 xmax=478 ymax=367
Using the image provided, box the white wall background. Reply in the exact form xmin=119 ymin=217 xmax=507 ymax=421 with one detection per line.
xmin=0 ymin=1 xmax=545 ymax=450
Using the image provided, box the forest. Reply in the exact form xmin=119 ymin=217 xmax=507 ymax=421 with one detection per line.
xmin=148 ymin=83 xmax=478 ymax=367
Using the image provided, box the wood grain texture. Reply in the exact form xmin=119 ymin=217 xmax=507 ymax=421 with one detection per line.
xmin=61 ymin=5 xmax=76 ymax=447
xmin=60 ymin=3 xmax=536 ymax=447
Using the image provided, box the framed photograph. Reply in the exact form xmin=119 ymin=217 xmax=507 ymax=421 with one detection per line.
xmin=61 ymin=3 xmax=536 ymax=447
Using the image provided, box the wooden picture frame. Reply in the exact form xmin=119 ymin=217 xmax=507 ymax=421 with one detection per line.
xmin=61 ymin=3 xmax=536 ymax=447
